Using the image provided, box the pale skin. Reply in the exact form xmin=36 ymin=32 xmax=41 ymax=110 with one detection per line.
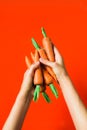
xmin=3 ymin=46 xmax=87 ymax=130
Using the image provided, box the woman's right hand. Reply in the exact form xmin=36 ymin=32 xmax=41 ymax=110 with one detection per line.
xmin=40 ymin=46 xmax=87 ymax=130
xmin=39 ymin=46 xmax=67 ymax=81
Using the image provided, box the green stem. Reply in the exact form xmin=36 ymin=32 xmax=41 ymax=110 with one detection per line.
xmin=33 ymin=87 xmax=37 ymax=101
xmin=31 ymin=38 xmax=40 ymax=50
xmin=31 ymin=38 xmax=41 ymax=101
xmin=41 ymin=27 xmax=47 ymax=37
xmin=33 ymin=85 xmax=40 ymax=101
xmin=49 ymin=83 xmax=58 ymax=98
xmin=42 ymin=92 xmax=51 ymax=103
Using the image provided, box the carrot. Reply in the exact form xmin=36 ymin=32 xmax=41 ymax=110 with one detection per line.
xmin=38 ymin=48 xmax=57 ymax=81
xmin=31 ymin=52 xmax=46 ymax=89
xmin=42 ymin=37 xmax=55 ymax=61
xmin=42 ymin=70 xmax=58 ymax=98
xmin=42 ymin=69 xmax=53 ymax=85
xmin=31 ymin=39 xmax=58 ymax=98
xmin=25 ymin=56 xmax=32 ymax=68
xmin=25 ymin=55 xmax=40 ymax=101
xmin=25 ymin=55 xmax=43 ymax=85
xmin=30 ymin=50 xmax=43 ymax=85
xmin=33 ymin=50 xmax=43 ymax=85
xmin=34 ymin=50 xmax=39 ymax=62
xmin=41 ymin=27 xmax=55 ymax=62
xmin=31 ymin=52 xmax=35 ymax=61
xmin=31 ymin=52 xmax=46 ymax=87
xmin=31 ymin=50 xmax=53 ymax=85
xmin=38 ymin=48 xmax=47 ymax=59
xmin=31 ymin=40 xmax=56 ymax=80
xmin=31 ymin=48 xmax=56 ymax=80
xmin=31 ymin=50 xmax=52 ymax=102
xmin=33 ymin=50 xmax=44 ymax=101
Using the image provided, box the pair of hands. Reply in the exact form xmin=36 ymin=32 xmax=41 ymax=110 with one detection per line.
xmin=21 ymin=45 xmax=67 ymax=98
xmin=3 ymin=45 xmax=87 ymax=130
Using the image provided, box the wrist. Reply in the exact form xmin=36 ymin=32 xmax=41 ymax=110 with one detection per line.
xmin=17 ymin=88 xmax=33 ymax=103
xmin=58 ymin=69 xmax=68 ymax=81
xmin=55 ymin=66 xmax=68 ymax=83
xmin=56 ymin=68 xmax=70 ymax=90
xmin=53 ymin=63 xmax=67 ymax=78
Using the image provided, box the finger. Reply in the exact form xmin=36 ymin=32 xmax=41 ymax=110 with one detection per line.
xmin=24 ymin=61 xmax=40 ymax=77
xmin=30 ymin=61 xmax=40 ymax=70
xmin=39 ymin=58 xmax=54 ymax=68
xmin=29 ymin=61 xmax=40 ymax=74
xmin=53 ymin=46 xmax=63 ymax=64
xmin=24 ymin=69 xmax=29 ymax=78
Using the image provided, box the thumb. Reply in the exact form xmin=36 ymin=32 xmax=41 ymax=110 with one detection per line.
xmin=29 ymin=61 xmax=40 ymax=73
xmin=39 ymin=58 xmax=54 ymax=68
xmin=24 ymin=61 xmax=40 ymax=79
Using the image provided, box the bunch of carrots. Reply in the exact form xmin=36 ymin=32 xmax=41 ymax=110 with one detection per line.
xmin=25 ymin=28 xmax=58 ymax=103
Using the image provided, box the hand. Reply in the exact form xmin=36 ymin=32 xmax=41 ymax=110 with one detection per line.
xmin=2 ymin=61 xmax=40 ymax=130
xmin=20 ymin=61 xmax=40 ymax=99
xmin=39 ymin=46 xmax=67 ymax=81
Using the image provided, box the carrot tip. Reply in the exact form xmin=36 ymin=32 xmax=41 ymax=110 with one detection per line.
xmin=25 ymin=56 xmax=28 ymax=60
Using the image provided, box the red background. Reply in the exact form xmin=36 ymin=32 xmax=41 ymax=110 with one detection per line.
xmin=0 ymin=0 xmax=87 ymax=130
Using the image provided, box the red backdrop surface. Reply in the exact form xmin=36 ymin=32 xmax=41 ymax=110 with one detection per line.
xmin=0 ymin=0 xmax=87 ymax=130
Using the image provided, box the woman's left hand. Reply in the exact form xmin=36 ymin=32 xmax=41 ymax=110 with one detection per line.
xmin=20 ymin=61 xmax=40 ymax=100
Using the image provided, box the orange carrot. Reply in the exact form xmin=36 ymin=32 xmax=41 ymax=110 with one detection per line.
xmin=31 ymin=38 xmax=56 ymax=80
xmin=25 ymin=56 xmax=32 ymax=68
xmin=38 ymin=48 xmax=57 ymax=80
xmin=42 ymin=37 xmax=55 ymax=62
xmin=42 ymin=69 xmax=53 ymax=85
xmin=31 ymin=51 xmax=53 ymax=85
xmin=31 ymin=51 xmax=46 ymax=92
xmin=25 ymin=55 xmax=44 ymax=86
xmin=33 ymin=50 xmax=43 ymax=85
xmin=46 ymin=66 xmax=57 ymax=81
xmin=41 ymin=27 xmax=55 ymax=62
xmin=32 ymin=38 xmax=58 ymax=99
xmin=38 ymin=48 xmax=47 ymax=59
xmin=34 ymin=69 xmax=43 ymax=85
xmin=34 ymin=49 xmax=39 ymax=62
xmin=31 ymin=52 xmax=35 ymax=61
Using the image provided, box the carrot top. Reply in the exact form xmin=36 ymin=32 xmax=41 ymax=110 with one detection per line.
xmin=41 ymin=27 xmax=47 ymax=38
xmin=31 ymin=38 xmax=40 ymax=50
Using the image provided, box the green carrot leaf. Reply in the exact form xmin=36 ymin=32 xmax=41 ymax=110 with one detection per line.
xmin=33 ymin=85 xmax=40 ymax=102
xmin=33 ymin=88 xmax=37 ymax=101
xmin=31 ymin=38 xmax=40 ymax=50
xmin=42 ymin=92 xmax=51 ymax=103
xmin=49 ymin=83 xmax=58 ymax=98
xmin=36 ymin=85 xmax=40 ymax=99
xmin=41 ymin=27 xmax=47 ymax=37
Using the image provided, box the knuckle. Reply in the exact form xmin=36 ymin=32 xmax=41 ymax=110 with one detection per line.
xmin=30 ymin=64 xmax=35 ymax=70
